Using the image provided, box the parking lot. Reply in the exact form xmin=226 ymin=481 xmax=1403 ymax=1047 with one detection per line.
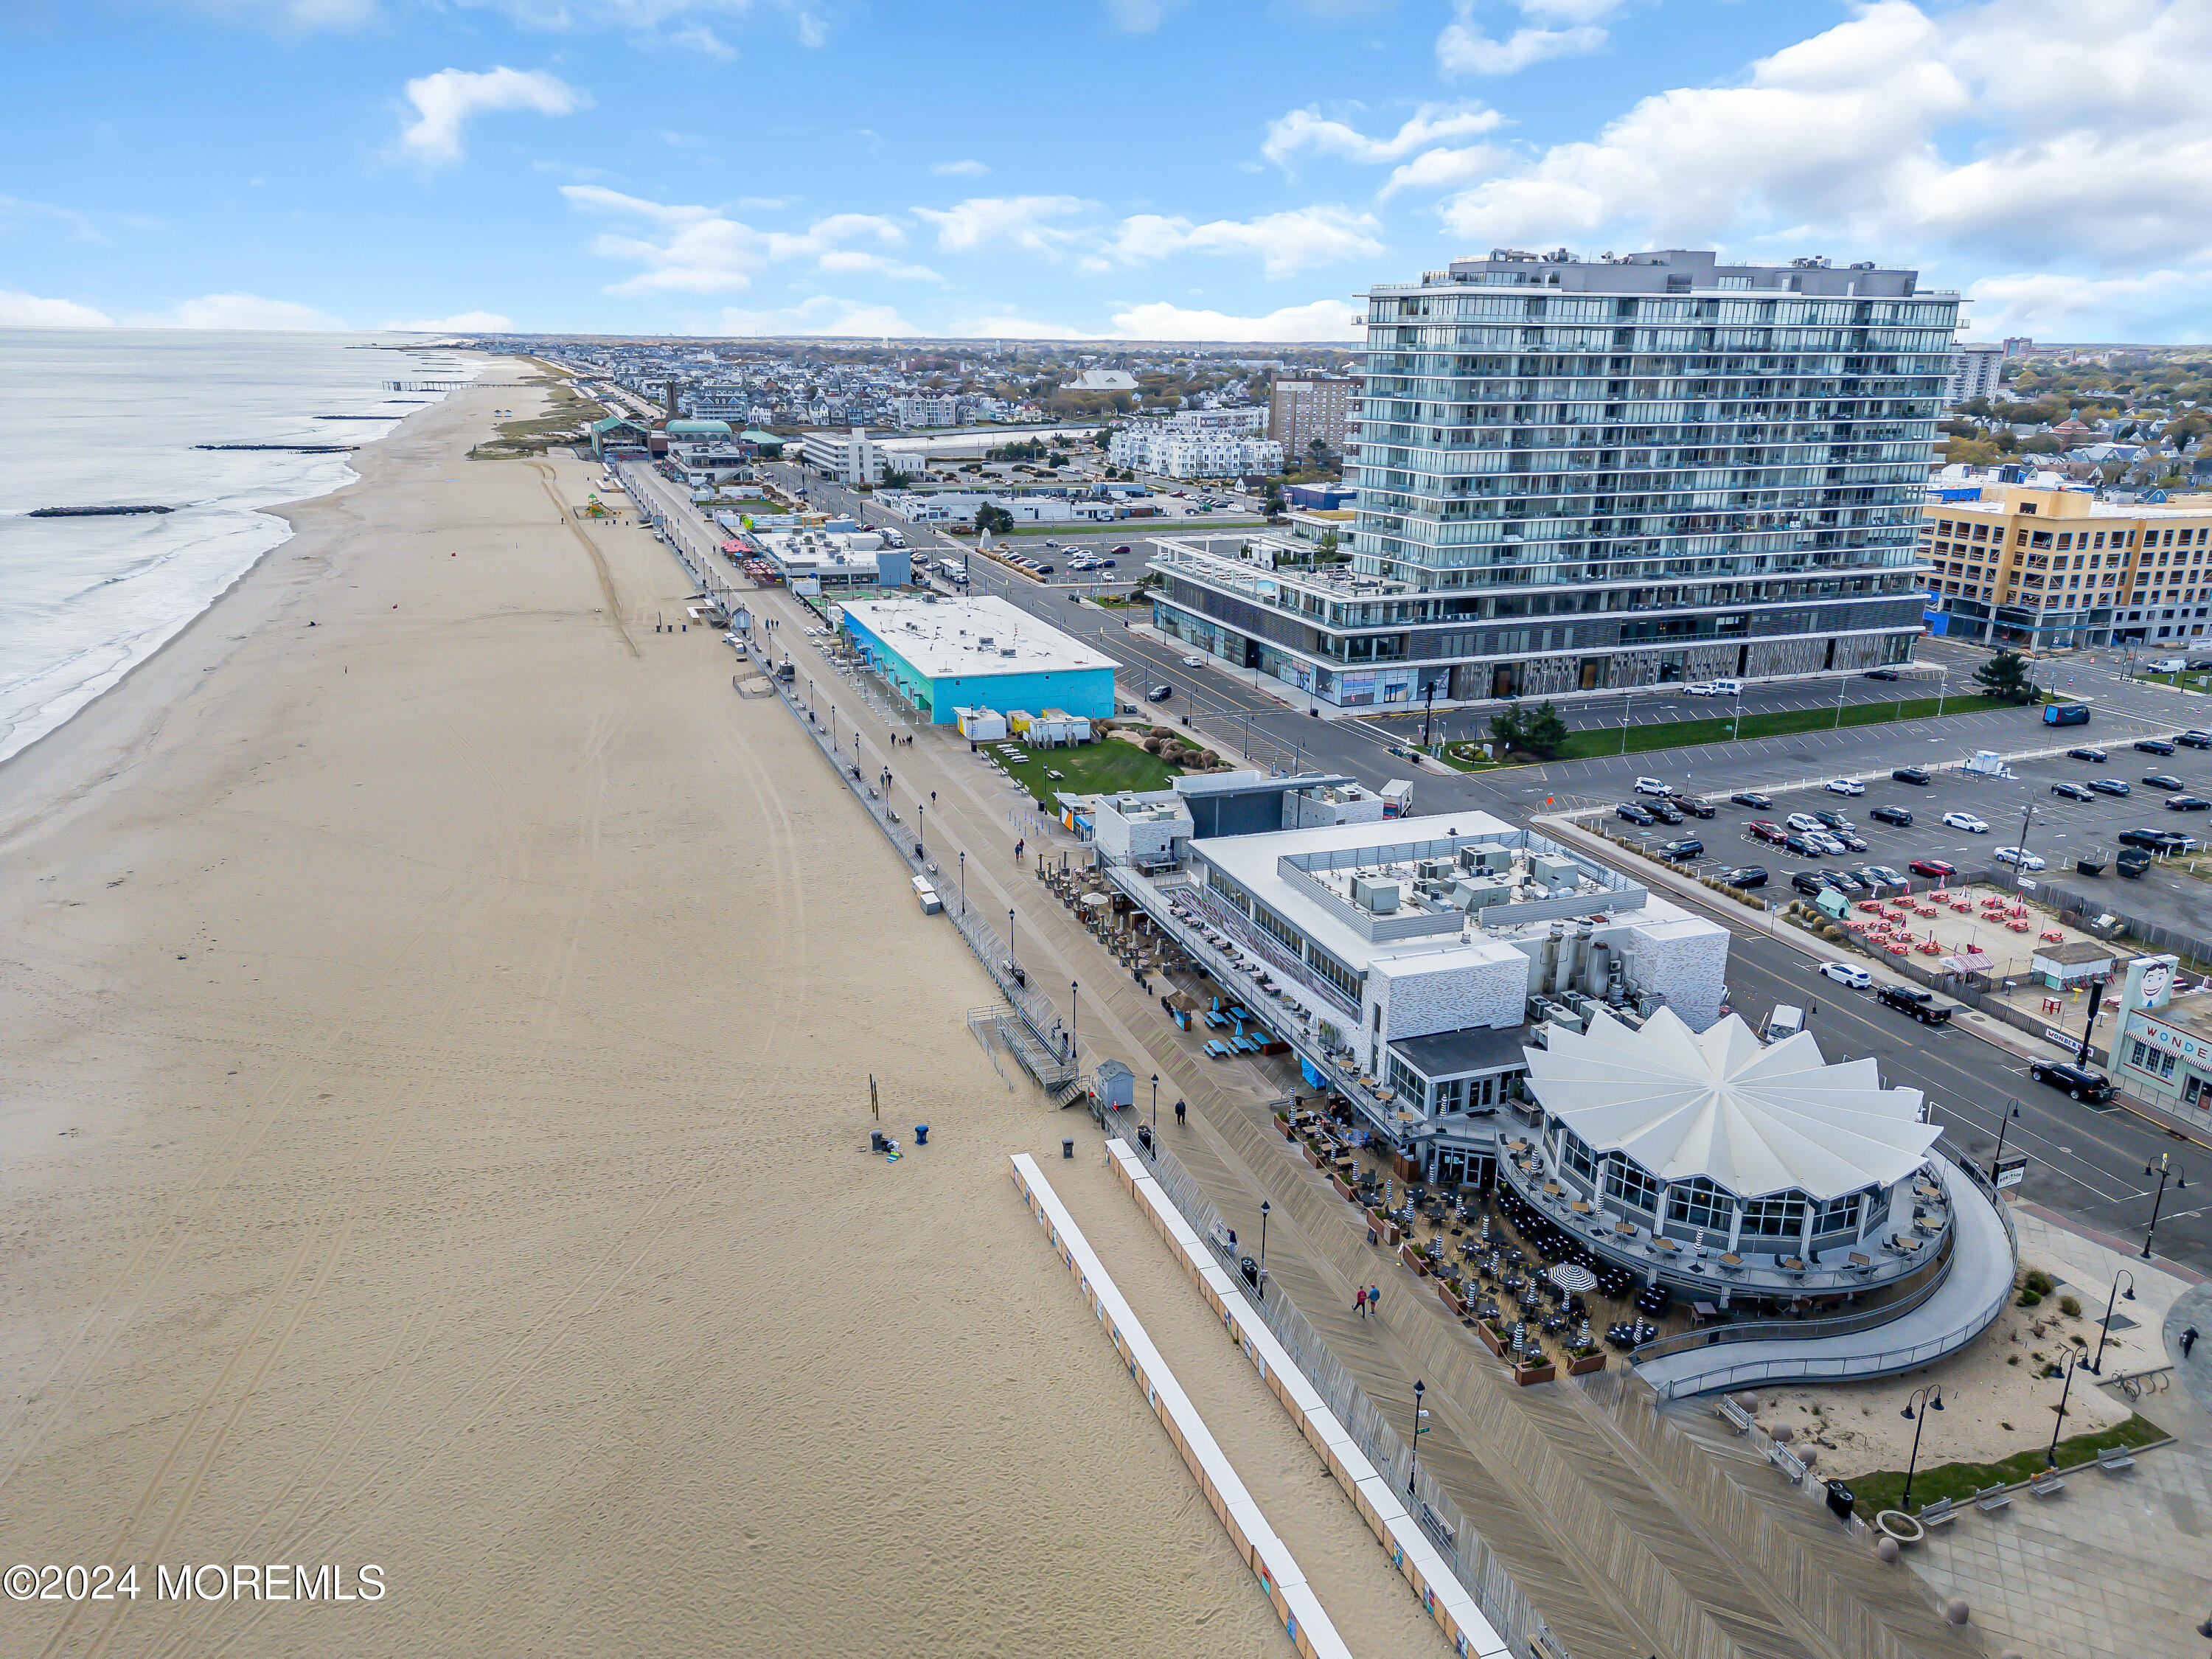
xmin=1610 ymin=728 xmax=2212 ymax=942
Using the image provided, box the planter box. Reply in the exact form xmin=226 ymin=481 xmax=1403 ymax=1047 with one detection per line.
xmin=1366 ymin=1209 xmax=1399 ymax=1248
xmin=1303 ymin=1141 xmax=1324 ymax=1169
xmin=1331 ymin=1174 xmax=1354 ymax=1201
xmin=1512 ymin=1363 xmax=1557 ymax=1387
xmin=1437 ymin=1284 xmax=1467 ymax=1317
xmin=1567 ymin=1352 xmax=1608 ymax=1377
xmin=1477 ymin=1322 xmax=1506 ymax=1358
xmin=1399 ymin=1242 xmax=1430 ymax=1277
xmin=1276 ymin=1113 xmax=1295 ymax=1140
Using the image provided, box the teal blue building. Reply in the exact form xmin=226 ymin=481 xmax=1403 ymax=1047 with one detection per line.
xmin=837 ymin=595 xmax=1117 ymax=725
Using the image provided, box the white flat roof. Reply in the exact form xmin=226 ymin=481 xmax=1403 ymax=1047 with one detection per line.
xmin=840 ymin=594 xmax=1118 ymax=679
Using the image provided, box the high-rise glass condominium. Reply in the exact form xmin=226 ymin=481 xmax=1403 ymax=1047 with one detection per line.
xmin=1146 ymin=248 xmax=1958 ymax=708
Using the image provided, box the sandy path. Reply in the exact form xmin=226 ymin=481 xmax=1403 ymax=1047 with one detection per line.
xmin=0 ymin=364 xmax=1296 ymax=1658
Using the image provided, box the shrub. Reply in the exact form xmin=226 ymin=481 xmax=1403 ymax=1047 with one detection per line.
xmin=2059 ymin=1294 xmax=2081 ymax=1318
xmin=2017 ymin=1289 xmax=2044 ymax=1308
xmin=2023 ymin=1269 xmax=2057 ymax=1296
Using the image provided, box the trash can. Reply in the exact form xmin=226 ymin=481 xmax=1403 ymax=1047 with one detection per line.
xmin=914 ymin=1124 xmax=929 ymax=1147
xmin=1062 ymin=1138 xmax=1074 ymax=1160
xmin=1824 ymin=1481 xmax=1856 ymax=1523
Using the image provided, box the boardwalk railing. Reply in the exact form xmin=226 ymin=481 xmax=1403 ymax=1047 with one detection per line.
xmin=1135 ymin=1134 xmax=1566 ymax=1659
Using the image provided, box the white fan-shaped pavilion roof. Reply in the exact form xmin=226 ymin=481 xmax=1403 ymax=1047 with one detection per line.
xmin=1523 ymin=1006 xmax=1938 ymax=1201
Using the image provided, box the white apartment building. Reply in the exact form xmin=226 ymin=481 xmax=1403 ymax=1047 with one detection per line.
xmin=800 ymin=426 xmax=891 ymax=487
xmin=1944 ymin=343 xmax=2004 ymax=408
xmin=892 ymin=394 xmax=959 ymax=428
xmin=1108 ymin=413 xmax=1282 ymax=479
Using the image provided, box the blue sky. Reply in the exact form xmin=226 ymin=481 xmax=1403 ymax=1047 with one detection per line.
xmin=4 ymin=1 xmax=2210 ymax=340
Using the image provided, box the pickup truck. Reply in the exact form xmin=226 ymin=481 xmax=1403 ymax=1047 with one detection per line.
xmin=1877 ymin=984 xmax=1954 ymax=1026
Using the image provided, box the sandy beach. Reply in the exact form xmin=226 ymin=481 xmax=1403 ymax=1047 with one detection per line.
xmin=0 ymin=360 xmax=1388 ymax=1657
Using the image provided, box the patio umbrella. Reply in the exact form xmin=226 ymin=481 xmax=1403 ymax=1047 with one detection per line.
xmin=1546 ymin=1263 xmax=1598 ymax=1294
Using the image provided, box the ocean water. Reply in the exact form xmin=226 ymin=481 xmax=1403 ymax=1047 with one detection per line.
xmin=0 ymin=330 xmax=475 ymax=765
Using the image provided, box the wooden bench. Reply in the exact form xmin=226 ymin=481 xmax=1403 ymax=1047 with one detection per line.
xmin=1917 ymin=1496 xmax=1959 ymax=1528
xmin=2028 ymin=1469 xmax=2065 ymax=1498
xmin=2097 ymin=1445 xmax=2137 ymax=1472
xmin=1973 ymin=1483 xmax=2013 ymax=1514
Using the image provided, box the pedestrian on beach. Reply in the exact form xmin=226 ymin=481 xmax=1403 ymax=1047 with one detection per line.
xmin=1355 ymin=1287 xmax=1368 ymax=1318
xmin=2186 ymin=1326 xmax=2201 ymax=1360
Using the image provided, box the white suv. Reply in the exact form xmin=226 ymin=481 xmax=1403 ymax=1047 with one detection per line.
xmin=1634 ymin=776 xmax=1671 ymax=796
xmin=1825 ymin=778 xmax=1865 ymax=796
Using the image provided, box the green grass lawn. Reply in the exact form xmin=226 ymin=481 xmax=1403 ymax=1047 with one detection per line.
xmin=1848 ymin=1412 xmax=2166 ymax=1520
xmin=1545 ymin=692 xmax=2033 ymax=762
xmin=991 ymin=737 xmax=1182 ymax=804
xmin=2137 ymin=670 xmax=2212 ymax=694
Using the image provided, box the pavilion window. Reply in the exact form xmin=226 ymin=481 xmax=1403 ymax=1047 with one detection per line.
xmin=1739 ymin=1192 xmax=1808 ymax=1237
xmin=1666 ymin=1175 xmax=1733 ymax=1232
xmin=1812 ymin=1192 xmax=1864 ymax=1234
xmin=1602 ymin=1155 xmax=1660 ymax=1214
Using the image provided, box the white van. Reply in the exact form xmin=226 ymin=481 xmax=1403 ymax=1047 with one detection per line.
xmin=2149 ymin=657 xmax=2188 ymax=673
xmin=1634 ymin=776 xmax=1671 ymax=796
xmin=1708 ymin=678 xmax=1744 ymax=696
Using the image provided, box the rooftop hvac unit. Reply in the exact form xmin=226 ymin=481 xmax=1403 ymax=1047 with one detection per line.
xmin=1531 ymin=855 xmax=1579 ymax=886
xmin=1351 ymin=875 xmax=1401 ymax=913
xmin=1545 ymin=1008 xmax=1586 ymax=1036
xmin=1417 ymin=860 xmax=1454 ymax=882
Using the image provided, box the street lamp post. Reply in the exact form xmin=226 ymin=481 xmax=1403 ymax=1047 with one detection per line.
xmin=1407 ymin=1380 xmax=1427 ymax=1496
xmin=2088 ymin=1269 xmax=2135 ymax=1374
xmin=1009 ymin=908 xmax=1018 ymax=973
xmin=1150 ymin=1073 xmax=1159 ymax=1130
xmin=2077 ymin=975 xmax=2110 ymax=1065
xmin=1833 ymin=673 xmax=1848 ymax=731
xmin=2015 ymin=801 xmax=2039 ymax=887
xmin=1988 ymin=1100 xmax=2021 ymax=1183
xmin=1257 ymin=1200 xmax=1270 ymax=1299
xmin=2045 ymin=1351 xmax=2082 ymax=1467
xmin=959 ymin=850 xmax=966 ymax=913
xmin=1068 ymin=980 xmax=1079 ymax=1063
xmin=1899 ymin=1385 xmax=1944 ymax=1511
xmin=2142 ymin=1153 xmax=2188 ymax=1259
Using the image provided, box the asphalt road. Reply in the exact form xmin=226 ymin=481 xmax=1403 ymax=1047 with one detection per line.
xmin=724 ymin=463 xmax=2212 ymax=1275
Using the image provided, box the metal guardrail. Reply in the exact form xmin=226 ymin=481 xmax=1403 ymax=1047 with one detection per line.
xmin=1630 ymin=1228 xmax=1957 ymax=1364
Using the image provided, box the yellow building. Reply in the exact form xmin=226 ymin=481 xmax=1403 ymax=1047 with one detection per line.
xmin=1920 ymin=484 xmax=2212 ymax=650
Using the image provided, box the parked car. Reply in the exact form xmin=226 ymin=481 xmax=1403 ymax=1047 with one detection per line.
xmin=1667 ymin=795 xmax=1717 ymax=818
xmin=1658 ymin=838 xmax=1705 ymax=860
xmin=2118 ymin=827 xmax=2186 ymax=852
xmin=1109 ymin=544 xmax=1132 ymax=555
xmin=1820 ymin=961 xmax=1873 ymax=987
xmin=1909 ymin=858 xmax=1958 ymax=879
xmin=2067 ymin=747 xmax=2108 ymax=763
xmin=1834 ymin=828 xmax=1869 ymax=851
xmin=1994 ymin=846 xmax=2048 ymax=871
xmin=1683 ymin=681 xmax=1722 ymax=696
xmin=1825 ymin=777 xmax=1865 ymax=796
xmin=1181 ymin=653 xmax=1205 ymax=666
xmin=1864 ymin=668 xmax=1901 ymax=681
xmin=1891 ymin=766 xmax=1930 ymax=785
xmin=1786 ymin=813 xmax=1826 ymax=834
xmin=1809 ymin=831 xmax=1848 ymax=855
xmin=2180 ymin=731 xmax=2212 ymax=748
xmin=2090 ymin=777 xmax=2132 ymax=796
xmin=2137 ymin=737 xmax=2177 ymax=756
xmin=1790 ymin=832 xmax=1832 ymax=856
xmin=1147 ymin=683 xmax=1174 ymax=702
xmin=2050 ymin=782 xmax=2095 ymax=801
xmin=1860 ymin=864 xmax=1908 ymax=888
xmin=1790 ymin=872 xmax=1829 ymax=897
xmin=1731 ymin=791 xmax=1773 ymax=810
xmin=1813 ymin=810 xmax=1854 ymax=832
xmin=2028 ymin=1060 xmax=2115 ymax=1103
xmin=1718 ymin=865 xmax=1768 ymax=888
xmin=1877 ymin=984 xmax=1953 ymax=1025
xmin=2171 ymin=795 xmax=2212 ymax=813
xmin=1634 ymin=776 xmax=1671 ymax=796
xmin=1747 ymin=820 xmax=1788 ymax=844
xmin=1616 ymin=801 xmax=1656 ymax=825
xmin=1824 ymin=869 xmax=1868 ymax=895
xmin=1942 ymin=811 xmax=1990 ymax=832
xmin=1648 ymin=801 xmax=1684 ymax=824
xmin=2144 ymin=773 xmax=2185 ymax=791
xmin=1870 ymin=804 xmax=1915 ymax=826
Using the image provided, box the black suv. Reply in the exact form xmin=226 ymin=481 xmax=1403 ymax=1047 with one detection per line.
xmin=2137 ymin=737 xmax=2178 ymax=756
xmin=2118 ymin=827 xmax=2186 ymax=852
xmin=1877 ymin=984 xmax=1953 ymax=1026
xmin=1790 ymin=872 xmax=1829 ymax=897
xmin=1870 ymin=804 xmax=1915 ymax=826
xmin=2028 ymin=1060 xmax=2115 ymax=1103
xmin=1891 ymin=766 xmax=1930 ymax=785
xmin=1719 ymin=865 xmax=1768 ymax=888
xmin=1658 ymin=837 xmax=1704 ymax=860
xmin=1616 ymin=801 xmax=1655 ymax=825
xmin=1647 ymin=801 xmax=1684 ymax=824
xmin=1667 ymin=795 xmax=1717 ymax=819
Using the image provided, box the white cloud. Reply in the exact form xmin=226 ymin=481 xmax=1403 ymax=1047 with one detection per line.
xmin=1109 ymin=297 xmax=1362 ymax=342
xmin=1379 ymin=144 xmax=1508 ymax=200
xmin=564 ymin=189 xmax=930 ymax=293
xmin=1262 ymin=101 xmax=1502 ymax=168
xmin=931 ymin=159 xmax=990 ymax=177
xmin=142 ymin=293 xmax=347 ymax=330
xmin=964 ymin=313 xmax=1093 ymax=340
xmin=1964 ymin=269 xmax=2210 ymax=338
xmin=386 ymin=310 xmax=515 ymax=331
xmin=1436 ymin=15 xmax=1605 ymax=76
xmin=913 ymin=195 xmax=1093 ymax=256
xmin=714 ymin=296 xmax=919 ymax=336
xmin=1096 ymin=206 xmax=1385 ymax=278
xmin=1102 ymin=0 xmax=1170 ymax=31
xmin=398 ymin=66 xmax=589 ymax=167
xmin=0 ymin=290 xmax=116 ymax=327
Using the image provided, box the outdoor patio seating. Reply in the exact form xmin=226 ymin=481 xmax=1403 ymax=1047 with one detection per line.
xmin=2097 ymin=1446 xmax=2136 ymax=1472
xmin=1973 ymin=1484 xmax=2013 ymax=1514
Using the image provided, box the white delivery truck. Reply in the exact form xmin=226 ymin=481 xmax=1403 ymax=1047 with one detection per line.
xmin=1380 ymin=779 xmax=1414 ymax=818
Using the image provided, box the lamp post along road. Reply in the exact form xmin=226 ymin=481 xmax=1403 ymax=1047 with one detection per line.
xmin=2090 ymin=1269 xmax=2135 ymax=1374
xmin=2143 ymin=1154 xmax=2187 ymax=1259
xmin=1989 ymin=1100 xmax=2021 ymax=1183
xmin=1900 ymin=1385 xmax=1944 ymax=1512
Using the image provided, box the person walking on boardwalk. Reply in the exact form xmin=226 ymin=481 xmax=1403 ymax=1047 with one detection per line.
xmin=2185 ymin=1326 xmax=2201 ymax=1360
xmin=1355 ymin=1287 xmax=1368 ymax=1318
xmin=1174 ymin=1099 xmax=1186 ymax=1129
xmin=1368 ymin=1284 xmax=1381 ymax=1318
xmin=1015 ymin=838 xmax=1025 ymax=862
